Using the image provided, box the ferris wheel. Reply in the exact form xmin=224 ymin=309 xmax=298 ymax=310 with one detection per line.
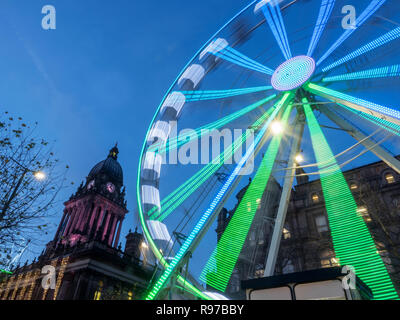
xmin=137 ymin=0 xmax=400 ymax=300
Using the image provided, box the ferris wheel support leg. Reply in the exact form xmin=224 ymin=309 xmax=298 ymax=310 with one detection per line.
xmin=320 ymin=105 xmax=400 ymax=174
xmin=263 ymin=118 xmax=304 ymax=277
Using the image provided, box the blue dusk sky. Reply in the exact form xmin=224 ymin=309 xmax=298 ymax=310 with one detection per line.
xmin=0 ymin=0 xmax=247 ymax=261
xmin=1 ymin=0 xmax=399 ymax=270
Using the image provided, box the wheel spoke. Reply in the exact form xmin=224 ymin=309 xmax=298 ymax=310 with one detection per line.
xmin=317 ymin=0 xmax=387 ymax=67
xmin=320 ymin=104 xmax=400 ymax=174
xmin=303 ymin=97 xmax=398 ymax=300
xmin=322 ymin=27 xmax=400 ymax=72
xmin=304 ymin=82 xmax=400 ymax=126
xmin=148 ymin=94 xmax=277 ymax=156
xmin=323 ymin=64 xmax=400 ymax=82
xmin=256 ymin=0 xmax=292 ymax=60
xmin=200 ymin=102 xmax=294 ymax=292
xmin=201 ymin=38 xmax=274 ymax=75
xmin=148 ymin=100 xmax=278 ymax=221
xmin=307 ymin=0 xmax=336 ymax=57
xmin=145 ymin=93 xmax=293 ymax=300
xmin=336 ymin=103 xmax=400 ymax=136
xmin=180 ymin=86 xmax=273 ymax=102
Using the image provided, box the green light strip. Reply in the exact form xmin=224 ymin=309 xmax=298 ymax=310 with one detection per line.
xmin=148 ymin=94 xmax=277 ymax=155
xmin=136 ymin=0 xmax=261 ymax=300
xmin=0 ymin=269 xmax=12 ymax=275
xmin=305 ymin=82 xmax=400 ymax=123
xmin=199 ymin=103 xmax=293 ymax=292
xmin=303 ymin=97 xmax=398 ymax=300
xmin=146 ymin=93 xmax=293 ymax=300
xmin=149 ymin=103 xmax=278 ymax=221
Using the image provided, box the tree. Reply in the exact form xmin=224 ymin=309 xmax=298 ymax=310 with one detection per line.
xmin=0 ymin=111 xmax=68 ymax=269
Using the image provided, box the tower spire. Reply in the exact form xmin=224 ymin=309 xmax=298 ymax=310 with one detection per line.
xmin=108 ymin=143 xmax=119 ymax=160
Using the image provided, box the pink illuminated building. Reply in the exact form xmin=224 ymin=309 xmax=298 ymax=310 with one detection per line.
xmin=0 ymin=146 xmax=155 ymax=300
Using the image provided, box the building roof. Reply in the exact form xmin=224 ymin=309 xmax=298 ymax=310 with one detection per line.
xmin=88 ymin=145 xmax=123 ymax=184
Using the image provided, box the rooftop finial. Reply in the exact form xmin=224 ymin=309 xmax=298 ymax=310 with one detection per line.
xmin=108 ymin=143 xmax=119 ymax=160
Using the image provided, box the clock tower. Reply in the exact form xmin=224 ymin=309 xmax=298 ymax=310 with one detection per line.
xmin=53 ymin=144 xmax=128 ymax=248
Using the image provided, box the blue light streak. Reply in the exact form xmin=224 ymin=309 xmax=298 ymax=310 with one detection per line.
xmin=181 ymin=86 xmax=273 ymax=101
xmin=214 ymin=46 xmax=274 ymax=75
xmin=259 ymin=0 xmax=292 ymax=60
xmin=323 ymin=65 xmax=400 ymax=82
xmin=307 ymin=0 xmax=336 ymax=57
xmin=322 ymin=27 xmax=400 ymax=72
xmin=306 ymin=83 xmax=400 ymax=122
xmin=317 ymin=0 xmax=387 ymax=66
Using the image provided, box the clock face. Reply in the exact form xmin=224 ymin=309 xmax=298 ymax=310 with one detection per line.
xmin=87 ymin=180 xmax=95 ymax=190
xmin=106 ymin=182 xmax=115 ymax=193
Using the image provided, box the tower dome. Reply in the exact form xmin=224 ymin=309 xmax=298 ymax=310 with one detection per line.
xmin=88 ymin=144 xmax=123 ymax=185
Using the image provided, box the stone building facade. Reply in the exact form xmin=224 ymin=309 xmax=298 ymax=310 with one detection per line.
xmin=217 ymin=157 xmax=400 ymax=297
xmin=0 ymin=146 xmax=154 ymax=300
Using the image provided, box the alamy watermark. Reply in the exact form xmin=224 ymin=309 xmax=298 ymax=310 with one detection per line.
xmin=41 ymin=5 xmax=56 ymax=30
xmin=150 ymin=122 xmax=256 ymax=175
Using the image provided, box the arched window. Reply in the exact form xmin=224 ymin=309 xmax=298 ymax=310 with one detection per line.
xmin=350 ymin=183 xmax=358 ymax=190
xmin=357 ymin=206 xmax=371 ymax=222
xmin=385 ymin=173 xmax=396 ymax=184
xmin=94 ymin=280 xmax=104 ymax=300
xmin=282 ymin=259 xmax=294 ymax=274
xmin=283 ymin=227 xmax=291 ymax=239
xmin=320 ymin=250 xmax=338 ymax=268
xmin=315 ymin=214 xmax=328 ymax=233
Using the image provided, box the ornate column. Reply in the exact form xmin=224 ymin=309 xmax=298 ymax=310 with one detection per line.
xmin=54 ymin=209 xmax=68 ymax=241
xmin=63 ymin=208 xmax=75 ymax=236
xmin=95 ymin=206 xmax=106 ymax=234
xmin=87 ymin=204 xmax=99 ymax=236
xmin=113 ymin=217 xmax=124 ymax=248
xmin=108 ymin=216 xmax=118 ymax=246
xmin=69 ymin=205 xmax=82 ymax=233
xmin=101 ymin=212 xmax=112 ymax=241
xmin=78 ymin=202 xmax=92 ymax=232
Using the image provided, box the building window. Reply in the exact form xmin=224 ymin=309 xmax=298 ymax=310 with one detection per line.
xmin=350 ymin=183 xmax=358 ymax=190
xmin=320 ymin=250 xmax=339 ymax=268
xmin=312 ymin=193 xmax=320 ymax=203
xmin=315 ymin=215 xmax=328 ymax=233
xmin=282 ymin=259 xmax=294 ymax=274
xmin=283 ymin=227 xmax=291 ymax=239
xmin=357 ymin=206 xmax=371 ymax=222
xmin=255 ymin=268 xmax=264 ymax=278
xmin=127 ymin=291 xmax=133 ymax=300
xmin=385 ymin=173 xmax=396 ymax=184
xmin=94 ymin=281 xmax=103 ymax=300
xmin=256 ymin=198 xmax=261 ymax=209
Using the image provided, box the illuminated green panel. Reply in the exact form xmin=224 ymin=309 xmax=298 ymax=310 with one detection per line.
xmin=303 ymin=97 xmax=398 ymax=300
xmin=148 ymin=94 xmax=276 ymax=155
xmin=149 ymin=104 xmax=278 ymax=221
xmin=200 ymin=104 xmax=293 ymax=292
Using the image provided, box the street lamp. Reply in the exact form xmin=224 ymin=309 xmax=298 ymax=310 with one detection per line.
xmin=270 ymin=121 xmax=284 ymax=135
xmin=295 ymin=153 xmax=304 ymax=164
xmin=33 ymin=171 xmax=46 ymax=181
xmin=8 ymin=157 xmax=46 ymax=181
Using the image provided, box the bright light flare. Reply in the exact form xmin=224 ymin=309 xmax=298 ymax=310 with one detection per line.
xmin=295 ymin=154 xmax=304 ymax=163
xmin=270 ymin=121 xmax=284 ymax=135
xmin=33 ymin=171 xmax=46 ymax=181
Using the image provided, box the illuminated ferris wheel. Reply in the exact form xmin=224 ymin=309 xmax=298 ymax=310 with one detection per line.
xmin=137 ymin=0 xmax=400 ymax=300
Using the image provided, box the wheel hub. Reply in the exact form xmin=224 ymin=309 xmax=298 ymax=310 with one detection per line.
xmin=271 ymin=55 xmax=315 ymax=91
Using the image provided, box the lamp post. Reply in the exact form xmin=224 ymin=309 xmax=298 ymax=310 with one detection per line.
xmin=0 ymin=157 xmax=46 ymax=220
